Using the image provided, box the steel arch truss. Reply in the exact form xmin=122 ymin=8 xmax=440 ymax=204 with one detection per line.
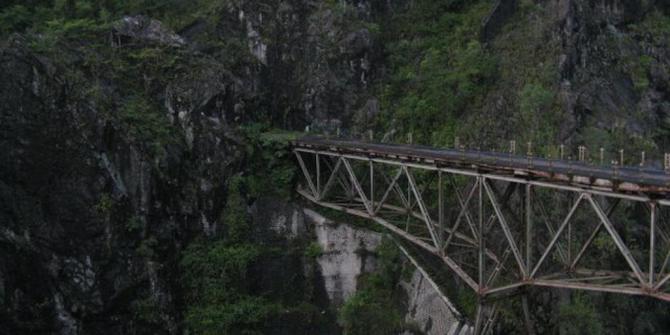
xmin=294 ymin=149 xmax=670 ymax=303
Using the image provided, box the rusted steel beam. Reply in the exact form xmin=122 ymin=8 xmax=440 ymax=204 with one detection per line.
xmin=295 ymin=148 xmax=670 ymax=206
xmin=478 ymin=176 xmax=486 ymax=291
xmin=320 ymin=157 xmax=343 ymax=200
xmin=404 ymin=166 xmax=440 ymax=249
xmin=650 ymin=202 xmax=657 ymax=286
xmin=586 ymin=195 xmax=646 ymax=285
xmin=570 ymin=198 xmax=621 ymax=270
xmin=486 ymin=249 xmax=511 ymax=288
xmin=535 ymin=197 xmax=569 ymax=265
xmin=373 ymin=167 xmax=403 ymax=215
xmin=295 ymin=151 xmax=318 ymax=197
xmin=296 ymin=188 xmax=480 ymax=291
xmin=295 ymin=144 xmax=670 ymax=304
xmin=530 ymin=194 xmax=584 ymax=278
xmin=394 ymin=241 xmax=463 ymax=320
xmin=342 ymin=158 xmax=373 ymax=215
xmin=525 ymin=184 xmax=533 ymax=274
xmin=483 ymin=179 xmax=528 ymax=278
xmin=293 ymin=138 xmax=670 ymax=195
xmin=447 ymin=174 xmax=480 ymax=240
xmin=444 ymin=179 xmax=479 ymax=252
xmin=439 ymin=171 xmax=445 ymax=251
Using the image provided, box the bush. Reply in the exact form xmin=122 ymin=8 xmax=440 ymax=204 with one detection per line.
xmin=338 ymin=238 xmax=406 ymax=335
xmin=376 ymin=0 xmax=496 ymax=145
xmin=558 ymin=294 xmax=604 ymax=335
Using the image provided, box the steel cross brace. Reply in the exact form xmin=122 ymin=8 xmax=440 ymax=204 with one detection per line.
xmin=295 ymin=147 xmax=670 ymax=305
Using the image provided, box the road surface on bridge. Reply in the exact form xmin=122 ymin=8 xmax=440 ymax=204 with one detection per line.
xmin=294 ymin=136 xmax=670 ymax=198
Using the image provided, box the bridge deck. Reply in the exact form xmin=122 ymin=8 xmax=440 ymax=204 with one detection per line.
xmin=293 ymin=136 xmax=670 ymax=197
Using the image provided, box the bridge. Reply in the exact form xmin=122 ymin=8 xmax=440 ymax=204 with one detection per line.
xmin=292 ymin=136 xmax=670 ymax=334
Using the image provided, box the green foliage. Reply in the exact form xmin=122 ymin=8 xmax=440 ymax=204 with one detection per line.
xmin=180 ymin=170 xmax=307 ymax=334
xmin=339 ymin=291 xmax=404 ymax=335
xmin=518 ymin=82 xmax=555 ymax=142
xmin=125 ymin=215 xmax=144 ymax=233
xmin=377 ymin=0 xmax=496 ymax=146
xmin=0 ymin=5 xmax=31 ymax=35
xmin=181 ymin=241 xmax=262 ymax=303
xmin=131 ymin=296 xmax=161 ymax=323
xmin=304 ymin=242 xmax=323 ymax=259
xmin=180 ymin=235 xmax=273 ymax=334
xmin=558 ymin=293 xmax=604 ymax=335
xmin=94 ymin=193 xmax=114 ymax=217
xmin=136 ymin=236 xmax=158 ymax=258
xmin=629 ymin=9 xmax=670 ymax=44
xmin=339 ymin=238 xmax=407 ymax=335
xmin=222 ymin=176 xmax=251 ymax=244
xmin=241 ymin=126 xmax=298 ymax=200
xmin=629 ymin=55 xmax=653 ymax=92
xmin=184 ymin=296 xmax=279 ymax=335
xmin=118 ymin=96 xmax=174 ymax=156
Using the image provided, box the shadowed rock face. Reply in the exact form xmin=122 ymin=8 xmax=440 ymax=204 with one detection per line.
xmin=401 ymin=270 xmax=471 ymax=335
xmin=1 ymin=0 xmax=669 ymax=333
xmin=0 ymin=34 xmax=246 ymax=334
xmin=113 ymin=16 xmax=186 ymax=47
xmin=0 ymin=1 xmax=386 ymax=333
xmin=553 ymin=0 xmax=670 ymax=138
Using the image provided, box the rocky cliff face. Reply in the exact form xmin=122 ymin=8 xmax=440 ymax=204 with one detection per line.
xmin=0 ymin=33 xmax=243 ymax=334
xmin=304 ymin=209 xmax=382 ymax=306
xmin=0 ymin=1 xmax=389 ymax=333
xmin=1 ymin=0 xmax=669 ymax=334
xmin=401 ymin=270 xmax=471 ymax=335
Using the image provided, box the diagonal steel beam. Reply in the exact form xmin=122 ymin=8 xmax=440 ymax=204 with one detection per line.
xmin=659 ymin=246 xmax=670 ymax=282
xmin=316 ymin=153 xmax=321 ymax=196
xmin=535 ymin=197 xmax=569 ymax=265
xmin=569 ymin=198 xmax=621 ymax=270
xmin=530 ymin=193 xmax=585 ymax=278
xmin=296 ymin=188 xmax=480 ymax=291
xmin=655 ymin=272 xmax=670 ymax=290
xmin=478 ymin=176 xmax=485 ymax=291
xmin=443 ymin=179 xmax=479 ymax=252
xmin=484 ymin=182 xmax=518 ymax=232
xmin=320 ymin=157 xmax=343 ymax=200
xmin=404 ymin=166 xmax=440 ymax=249
xmin=650 ymin=202 xmax=657 ymax=286
xmin=380 ymin=168 xmax=410 ymax=208
xmin=342 ymin=158 xmax=374 ymax=215
xmin=322 ymin=156 xmax=352 ymax=197
xmin=295 ymin=151 xmax=318 ymax=198
xmin=447 ymin=175 xmax=480 ymax=240
xmin=483 ymin=179 xmax=528 ymax=278
xmin=486 ymin=248 xmax=511 ymax=287
xmin=374 ymin=167 xmax=404 ymax=214
xmin=587 ymin=195 xmax=646 ymax=285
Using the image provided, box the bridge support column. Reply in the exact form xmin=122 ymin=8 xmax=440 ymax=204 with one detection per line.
xmin=525 ymin=184 xmax=532 ymax=276
xmin=478 ymin=176 xmax=485 ymax=290
xmin=439 ymin=170 xmax=445 ymax=253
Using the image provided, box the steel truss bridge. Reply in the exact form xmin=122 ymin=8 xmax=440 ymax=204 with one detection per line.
xmin=292 ymin=137 xmax=670 ymax=334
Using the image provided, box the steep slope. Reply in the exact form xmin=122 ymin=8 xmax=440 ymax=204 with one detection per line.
xmin=1 ymin=0 xmax=670 ymax=334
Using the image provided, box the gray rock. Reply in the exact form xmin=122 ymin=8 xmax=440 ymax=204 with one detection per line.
xmin=304 ymin=208 xmax=382 ymax=306
xmin=112 ymin=16 xmax=185 ymax=47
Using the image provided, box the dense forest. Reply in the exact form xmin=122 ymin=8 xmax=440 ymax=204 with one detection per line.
xmin=1 ymin=0 xmax=670 ymax=334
